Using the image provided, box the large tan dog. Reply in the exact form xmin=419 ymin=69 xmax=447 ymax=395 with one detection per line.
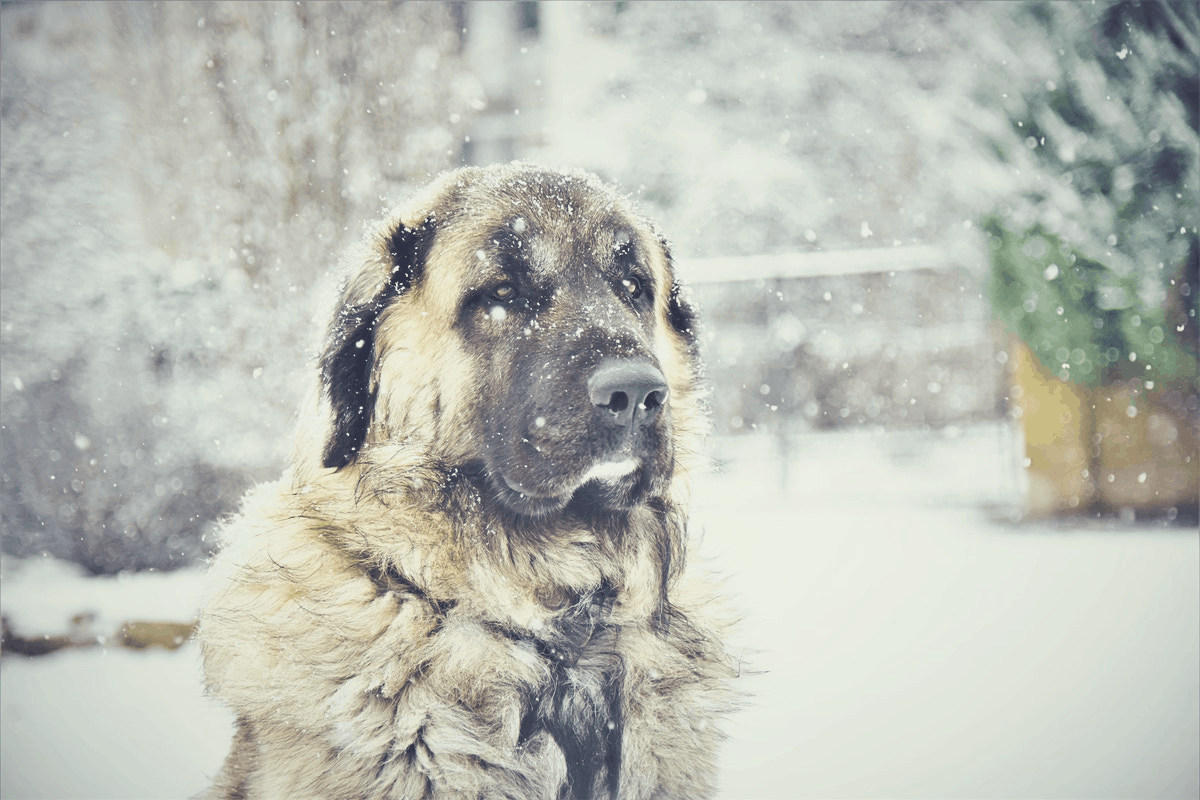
xmin=198 ymin=163 xmax=739 ymax=799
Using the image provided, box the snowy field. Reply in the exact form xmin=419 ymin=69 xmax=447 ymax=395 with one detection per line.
xmin=2 ymin=423 xmax=1197 ymax=799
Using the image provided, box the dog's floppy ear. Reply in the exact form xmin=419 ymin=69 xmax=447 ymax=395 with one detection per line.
xmin=658 ymin=237 xmax=699 ymax=345
xmin=668 ymin=280 xmax=698 ymax=340
xmin=320 ymin=218 xmax=434 ymax=469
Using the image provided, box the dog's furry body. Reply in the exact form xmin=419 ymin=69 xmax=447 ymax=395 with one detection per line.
xmin=198 ymin=163 xmax=738 ymax=800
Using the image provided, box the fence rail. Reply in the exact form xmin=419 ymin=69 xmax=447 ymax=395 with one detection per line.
xmin=679 ymin=243 xmax=1003 ymax=435
xmin=679 ymin=244 xmax=954 ymax=284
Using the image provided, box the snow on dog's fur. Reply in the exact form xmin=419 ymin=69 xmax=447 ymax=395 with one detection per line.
xmin=198 ymin=163 xmax=739 ymax=800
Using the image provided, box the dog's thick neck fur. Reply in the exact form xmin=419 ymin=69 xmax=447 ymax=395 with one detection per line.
xmin=294 ymin=434 xmax=691 ymax=639
xmin=212 ymin=452 xmax=703 ymax=799
xmin=271 ymin=397 xmax=701 ymax=798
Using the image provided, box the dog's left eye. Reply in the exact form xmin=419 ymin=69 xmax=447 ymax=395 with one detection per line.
xmin=621 ymin=277 xmax=642 ymax=299
xmin=490 ymin=283 xmax=518 ymax=301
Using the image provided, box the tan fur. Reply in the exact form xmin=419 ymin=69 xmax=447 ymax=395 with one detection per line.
xmin=198 ymin=163 xmax=738 ymax=800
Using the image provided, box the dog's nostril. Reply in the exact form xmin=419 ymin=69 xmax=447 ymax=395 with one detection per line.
xmin=643 ymin=390 xmax=665 ymax=411
xmin=606 ymin=392 xmax=630 ymax=413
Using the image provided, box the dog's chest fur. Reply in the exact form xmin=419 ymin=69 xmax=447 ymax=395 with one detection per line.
xmin=355 ymin=523 xmax=640 ymax=798
xmin=515 ymin=584 xmax=623 ymax=799
xmin=202 ymin=481 xmax=733 ymax=800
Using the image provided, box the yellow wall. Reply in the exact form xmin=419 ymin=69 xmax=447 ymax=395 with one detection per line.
xmin=1009 ymin=338 xmax=1198 ymax=516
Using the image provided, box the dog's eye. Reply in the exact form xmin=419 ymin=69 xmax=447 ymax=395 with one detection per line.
xmin=490 ymin=283 xmax=517 ymax=301
xmin=621 ymin=277 xmax=642 ymax=299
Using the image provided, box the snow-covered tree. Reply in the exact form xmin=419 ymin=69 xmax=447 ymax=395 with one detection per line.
xmin=537 ymin=1 xmax=1009 ymax=256
xmin=1 ymin=2 xmax=477 ymax=573
xmin=982 ymin=0 xmax=1199 ymax=389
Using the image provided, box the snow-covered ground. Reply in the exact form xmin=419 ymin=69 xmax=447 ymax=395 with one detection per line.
xmin=1 ymin=562 xmax=231 ymax=799
xmin=2 ymin=423 xmax=1197 ymax=799
xmin=698 ymin=427 xmax=1198 ymax=800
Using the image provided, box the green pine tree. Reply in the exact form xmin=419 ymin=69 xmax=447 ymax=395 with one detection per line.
xmin=983 ymin=0 xmax=1198 ymax=390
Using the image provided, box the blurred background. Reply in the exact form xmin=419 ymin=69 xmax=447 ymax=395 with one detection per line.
xmin=1 ymin=2 xmax=1196 ymax=798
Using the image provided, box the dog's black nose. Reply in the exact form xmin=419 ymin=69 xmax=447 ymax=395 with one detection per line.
xmin=588 ymin=359 xmax=669 ymax=427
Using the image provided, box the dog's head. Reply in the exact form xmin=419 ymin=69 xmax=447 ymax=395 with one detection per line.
xmin=314 ymin=163 xmax=702 ymax=518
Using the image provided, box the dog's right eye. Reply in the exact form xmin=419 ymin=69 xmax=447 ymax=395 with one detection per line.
xmin=489 ymin=283 xmax=517 ymax=301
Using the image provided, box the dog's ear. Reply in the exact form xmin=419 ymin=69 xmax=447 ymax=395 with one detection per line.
xmin=667 ymin=280 xmax=698 ymax=340
xmin=320 ymin=218 xmax=434 ymax=469
xmin=658 ymin=238 xmax=699 ymax=344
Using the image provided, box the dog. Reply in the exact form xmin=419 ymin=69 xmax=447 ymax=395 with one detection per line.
xmin=198 ymin=162 xmax=739 ymax=799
